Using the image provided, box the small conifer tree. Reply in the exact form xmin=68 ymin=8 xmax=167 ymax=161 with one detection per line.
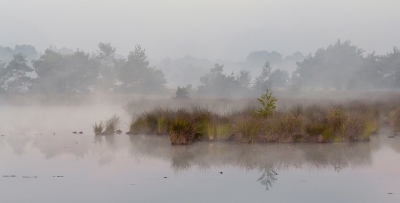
xmin=255 ymin=89 xmax=277 ymax=118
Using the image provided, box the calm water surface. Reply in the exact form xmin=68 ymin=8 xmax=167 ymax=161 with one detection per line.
xmin=1 ymin=105 xmax=400 ymax=203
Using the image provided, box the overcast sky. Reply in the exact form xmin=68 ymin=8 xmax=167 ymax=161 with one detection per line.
xmin=1 ymin=0 xmax=399 ymax=61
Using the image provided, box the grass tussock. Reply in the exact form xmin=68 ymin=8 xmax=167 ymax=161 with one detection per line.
xmin=169 ymin=118 xmax=197 ymax=145
xmin=93 ymin=121 xmax=104 ymax=135
xmin=93 ymin=115 xmax=121 ymax=135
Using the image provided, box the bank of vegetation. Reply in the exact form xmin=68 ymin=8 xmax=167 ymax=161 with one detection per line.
xmin=124 ymin=89 xmax=400 ymax=145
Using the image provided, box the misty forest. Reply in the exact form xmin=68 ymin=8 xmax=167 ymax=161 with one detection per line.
xmin=1 ymin=40 xmax=400 ymax=96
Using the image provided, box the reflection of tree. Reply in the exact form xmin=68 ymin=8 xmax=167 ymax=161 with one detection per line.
xmin=5 ymin=134 xmax=32 ymax=156
xmin=257 ymin=168 xmax=277 ymax=190
xmin=32 ymin=133 xmax=89 ymax=159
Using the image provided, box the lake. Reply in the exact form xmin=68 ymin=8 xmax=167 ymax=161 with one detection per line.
xmin=1 ymin=105 xmax=400 ymax=203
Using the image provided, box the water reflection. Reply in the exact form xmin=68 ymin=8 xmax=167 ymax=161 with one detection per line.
xmin=32 ymin=133 xmax=89 ymax=159
xmin=257 ymin=168 xmax=277 ymax=190
xmin=1 ymin=126 xmax=400 ymax=190
xmin=128 ymin=135 xmax=382 ymax=190
xmin=3 ymin=133 xmax=32 ymax=156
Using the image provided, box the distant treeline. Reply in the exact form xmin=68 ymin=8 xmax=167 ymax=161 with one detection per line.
xmin=0 ymin=40 xmax=399 ymax=96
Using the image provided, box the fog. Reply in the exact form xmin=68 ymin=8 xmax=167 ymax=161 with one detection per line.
xmin=3 ymin=1 xmax=400 ymax=202
xmin=1 ymin=0 xmax=399 ymax=62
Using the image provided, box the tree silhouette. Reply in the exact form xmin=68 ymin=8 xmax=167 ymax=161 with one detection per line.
xmin=1 ymin=53 xmax=34 ymax=93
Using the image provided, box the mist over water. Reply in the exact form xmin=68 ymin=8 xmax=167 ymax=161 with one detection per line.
xmin=1 ymin=103 xmax=400 ymax=202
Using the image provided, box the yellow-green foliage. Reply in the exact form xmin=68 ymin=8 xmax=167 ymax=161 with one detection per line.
xmin=215 ymin=124 xmax=232 ymax=140
xmin=129 ymin=108 xmax=172 ymax=135
xmin=130 ymin=117 xmax=148 ymax=134
xmin=195 ymin=114 xmax=213 ymax=139
xmin=363 ymin=117 xmax=378 ymax=137
xmin=157 ymin=116 xmax=168 ymax=134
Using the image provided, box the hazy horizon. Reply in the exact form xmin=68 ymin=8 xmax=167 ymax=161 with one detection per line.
xmin=1 ymin=0 xmax=400 ymax=62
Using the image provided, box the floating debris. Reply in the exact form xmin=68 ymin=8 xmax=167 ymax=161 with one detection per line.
xmin=388 ymin=136 xmax=395 ymax=138
xmin=116 ymin=129 xmax=122 ymax=135
xmin=72 ymin=131 xmax=77 ymax=134
xmin=388 ymin=193 xmax=393 ymax=194
xmin=220 ymin=172 xmax=223 ymax=174
xmin=2 ymin=175 xmax=16 ymax=177
xmin=79 ymin=131 xmax=83 ymax=134
xmin=164 ymin=177 xmax=168 ymax=178
xmin=22 ymin=176 xmax=37 ymax=178
xmin=53 ymin=176 xmax=64 ymax=178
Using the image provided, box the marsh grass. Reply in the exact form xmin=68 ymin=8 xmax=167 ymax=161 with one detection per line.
xmin=127 ymin=96 xmax=396 ymax=144
xmin=169 ymin=118 xmax=197 ymax=145
xmin=129 ymin=107 xmax=173 ymax=135
xmin=104 ymin=115 xmax=121 ymax=135
xmin=93 ymin=115 xmax=121 ymax=135
xmin=93 ymin=121 xmax=105 ymax=135
xmin=232 ymin=116 xmax=267 ymax=143
xmin=270 ymin=113 xmax=303 ymax=142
